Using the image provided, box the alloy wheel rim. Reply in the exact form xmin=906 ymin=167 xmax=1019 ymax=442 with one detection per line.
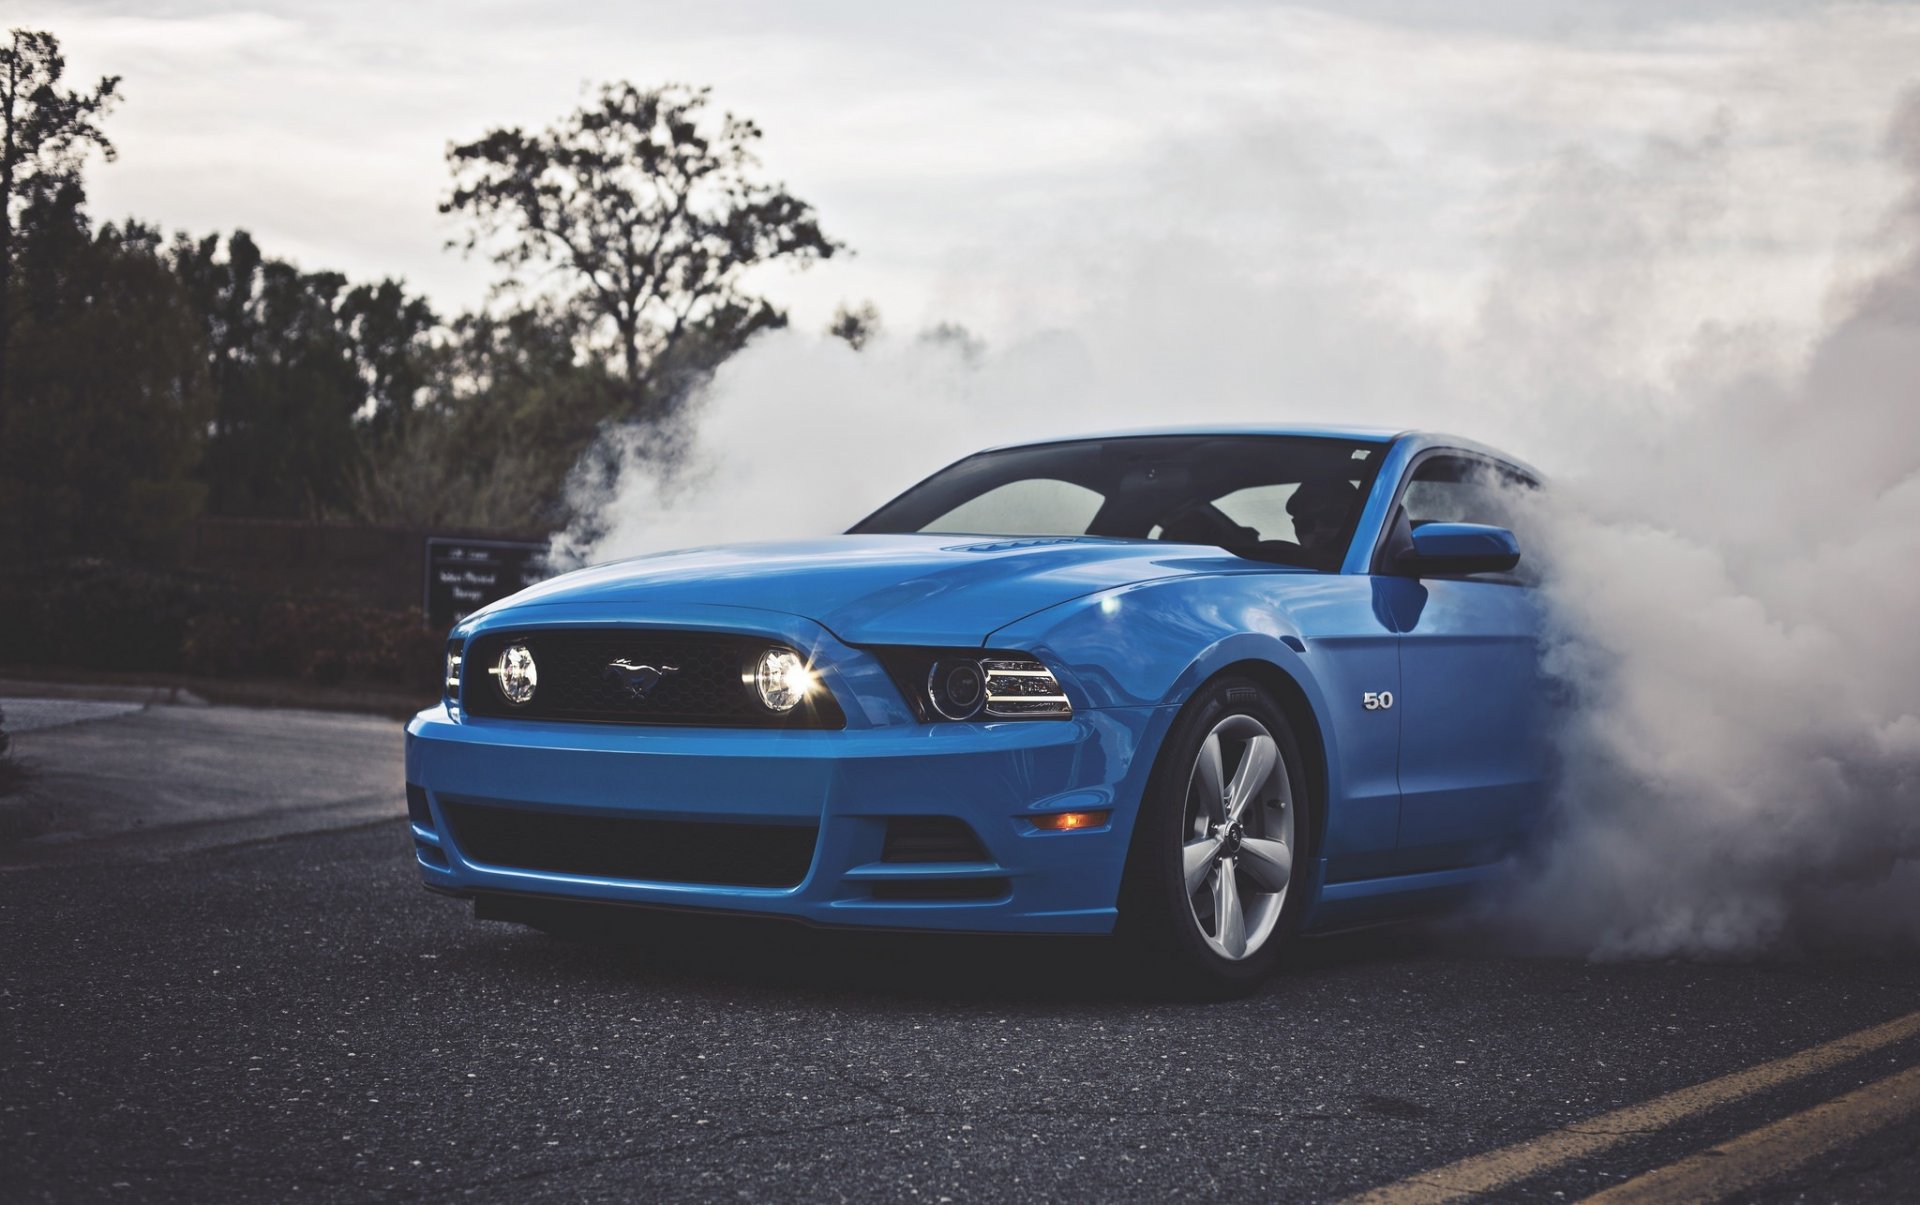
xmin=1180 ymin=713 xmax=1293 ymax=961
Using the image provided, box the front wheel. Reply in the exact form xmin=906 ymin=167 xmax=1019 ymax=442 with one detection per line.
xmin=1119 ymin=678 xmax=1314 ymax=996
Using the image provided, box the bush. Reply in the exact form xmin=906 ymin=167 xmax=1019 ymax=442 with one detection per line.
xmin=0 ymin=558 xmax=441 ymax=692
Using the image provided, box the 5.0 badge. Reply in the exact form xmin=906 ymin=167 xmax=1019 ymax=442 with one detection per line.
xmin=1363 ymin=691 xmax=1395 ymax=711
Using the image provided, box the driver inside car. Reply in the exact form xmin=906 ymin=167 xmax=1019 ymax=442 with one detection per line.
xmin=1286 ymin=478 xmax=1360 ymax=561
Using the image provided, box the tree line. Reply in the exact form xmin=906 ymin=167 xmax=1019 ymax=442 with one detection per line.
xmin=0 ymin=28 xmax=848 ymax=564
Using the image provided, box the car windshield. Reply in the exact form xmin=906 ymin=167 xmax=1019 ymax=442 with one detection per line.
xmin=851 ymin=435 xmax=1385 ymax=570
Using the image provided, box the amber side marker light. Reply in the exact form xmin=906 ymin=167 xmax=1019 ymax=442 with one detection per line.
xmin=1031 ymin=810 xmax=1111 ymax=832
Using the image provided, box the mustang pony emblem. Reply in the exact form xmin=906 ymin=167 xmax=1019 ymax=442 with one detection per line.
xmin=603 ymin=659 xmax=680 ymax=701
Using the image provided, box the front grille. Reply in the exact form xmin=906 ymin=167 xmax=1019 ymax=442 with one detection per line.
xmin=442 ymin=801 xmax=818 ymax=889
xmin=460 ymin=629 xmax=844 ymax=728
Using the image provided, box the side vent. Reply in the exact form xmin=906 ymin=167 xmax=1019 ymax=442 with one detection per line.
xmin=406 ymin=783 xmax=434 ymax=829
xmin=881 ymin=817 xmax=988 ymax=863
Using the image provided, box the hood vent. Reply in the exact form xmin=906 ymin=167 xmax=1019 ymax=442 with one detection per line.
xmin=941 ymin=537 xmax=1096 ymax=553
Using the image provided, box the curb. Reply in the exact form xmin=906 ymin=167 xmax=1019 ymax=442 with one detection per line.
xmin=0 ymin=679 xmax=208 ymax=707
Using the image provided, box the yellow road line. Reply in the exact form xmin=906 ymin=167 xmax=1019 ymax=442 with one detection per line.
xmin=1342 ymin=1008 xmax=1920 ymax=1205
xmin=1581 ymin=1060 xmax=1920 ymax=1203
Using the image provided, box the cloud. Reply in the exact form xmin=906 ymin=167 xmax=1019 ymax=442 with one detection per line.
xmin=15 ymin=0 xmax=1919 ymax=331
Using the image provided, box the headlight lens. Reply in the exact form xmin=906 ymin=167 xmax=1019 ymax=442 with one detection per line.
xmin=755 ymin=647 xmax=815 ymax=712
xmin=444 ymin=641 xmax=464 ymax=701
xmin=490 ymin=643 xmax=538 ymax=705
xmin=927 ymin=658 xmax=987 ymax=720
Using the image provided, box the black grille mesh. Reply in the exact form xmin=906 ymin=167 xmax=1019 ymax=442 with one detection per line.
xmin=460 ymin=630 xmax=843 ymax=728
xmin=443 ymin=802 xmax=818 ymax=888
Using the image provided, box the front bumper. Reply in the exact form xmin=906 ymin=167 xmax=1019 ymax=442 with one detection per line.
xmin=405 ymin=702 xmax=1166 ymax=935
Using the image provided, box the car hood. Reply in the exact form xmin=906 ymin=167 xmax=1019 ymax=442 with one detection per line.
xmin=490 ymin=533 xmax=1286 ymax=646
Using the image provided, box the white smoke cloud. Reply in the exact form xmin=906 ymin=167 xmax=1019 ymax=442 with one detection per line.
xmin=1506 ymin=94 xmax=1920 ymax=955
xmin=557 ymin=60 xmax=1920 ymax=957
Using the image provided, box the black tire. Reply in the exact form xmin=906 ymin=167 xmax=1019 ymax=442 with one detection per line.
xmin=1118 ymin=675 xmax=1316 ymax=998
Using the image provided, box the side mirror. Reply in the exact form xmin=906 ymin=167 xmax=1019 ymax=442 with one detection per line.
xmin=1398 ymin=522 xmax=1520 ymax=577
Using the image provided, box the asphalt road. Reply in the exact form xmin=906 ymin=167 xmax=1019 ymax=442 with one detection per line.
xmin=3 ymin=697 xmax=1918 ymax=1202
xmin=0 ymin=692 xmax=400 ymax=855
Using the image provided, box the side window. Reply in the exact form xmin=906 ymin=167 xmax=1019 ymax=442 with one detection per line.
xmin=923 ymin=478 xmax=1103 ymax=536
xmin=1399 ymin=455 xmax=1540 ymax=584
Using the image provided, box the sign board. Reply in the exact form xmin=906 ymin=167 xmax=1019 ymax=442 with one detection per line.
xmin=424 ymin=537 xmax=549 ymax=630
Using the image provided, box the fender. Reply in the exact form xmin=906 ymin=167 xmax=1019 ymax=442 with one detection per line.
xmin=986 ymin=571 xmax=1387 ymax=902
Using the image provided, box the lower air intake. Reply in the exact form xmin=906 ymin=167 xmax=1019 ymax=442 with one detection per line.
xmin=881 ymin=816 xmax=989 ymax=863
xmin=442 ymin=802 xmax=817 ymax=889
xmin=869 ymin=878 xmax=1010 ymax=902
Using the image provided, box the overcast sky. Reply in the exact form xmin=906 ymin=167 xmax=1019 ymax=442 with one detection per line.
xmin=16 ymin=1 xmax=1920 ymax=344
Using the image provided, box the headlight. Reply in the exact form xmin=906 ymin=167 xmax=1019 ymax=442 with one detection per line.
xmin=883 ymin=650 xmax=1072 ymax=721
xmin=444 ymin=641 xmax=464 ymax=701
xmin=754 ymin=647 xmax=815 ymax=713
xmin=490 ymin=643 xmax=538 ymax=706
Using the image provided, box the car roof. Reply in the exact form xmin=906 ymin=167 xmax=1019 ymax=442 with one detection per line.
xmin=980 ymin=424 xmax=1404 ymax=452
xmin=977 ymin=424 xmax=1538 ymax=477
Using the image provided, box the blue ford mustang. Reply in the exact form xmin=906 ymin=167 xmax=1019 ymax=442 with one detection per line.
xmin=407 ymin=427 xmax=1549 ymax=991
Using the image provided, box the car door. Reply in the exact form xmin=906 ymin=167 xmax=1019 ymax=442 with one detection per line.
xmin=1376 ymin=452 xmax=1551 ymax=873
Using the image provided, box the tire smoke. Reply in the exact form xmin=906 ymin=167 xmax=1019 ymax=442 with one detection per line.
xmin=1506 ymin=92 xmax=1920 ymax=955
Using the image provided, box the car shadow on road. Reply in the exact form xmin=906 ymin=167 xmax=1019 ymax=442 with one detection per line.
xmin=441 ymin=903 xmax=1448 ymax=1007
